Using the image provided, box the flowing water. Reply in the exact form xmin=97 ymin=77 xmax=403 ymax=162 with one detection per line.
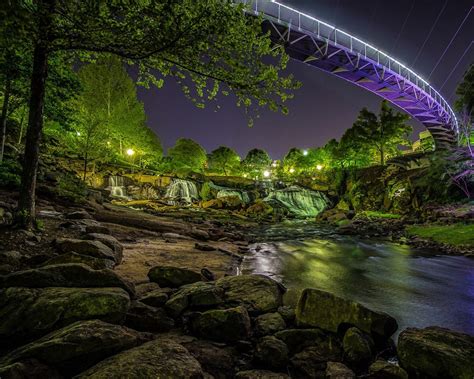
xmin=108 ymin=176 xmax=128 ymax=198
xmin=217 ymin=189 xmax=250 ymax=204
xmin=264 ymin=186 xmax=330 ymax=217
xmin=242 ymin=222 xmax=474 ymax=338
xmin=165 ymin=179 xmax=199 ymax=204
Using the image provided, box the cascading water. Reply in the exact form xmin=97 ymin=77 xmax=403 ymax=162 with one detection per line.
xmin=264 ymin=186 xmax=330 ymax=217
xmin=216 ymin=189 xmax=250 ymax=204
xmin=108 ymin=176 xmax=128 ymax=198
xmin=165 ymin=179 xmax=199 ymax=205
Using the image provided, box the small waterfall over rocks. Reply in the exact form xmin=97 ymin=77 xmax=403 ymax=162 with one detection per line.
xmin=216 ymin=189 xmax=250 ymax=204
xmin=108 ymin=176 xmax=128 ymax=198
xmin=165 ymin=179 xmax=199 ymax=204
xmin=264 ymin=185 xmax=330 ymax=217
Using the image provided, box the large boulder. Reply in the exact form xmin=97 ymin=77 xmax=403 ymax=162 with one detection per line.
xmin=235 ymin=370 xmax=289 ymax=379
xmin=0 ymin=320 xmax=151 ymax=376
xmin=368 ymin=360 xmax=408 ymax=379
xmin=84 ymin=234 xmax=123 ymax=264
xmin=274 ymin=328 xmax=342 ymax=356
xmin=41 ymin=252 xmax=115 ymax=270
xmin=254 ymin=336 xmax=289 ymax=370
xmin=55 ymin=238 xmax=119 ymax=264
xmin=139 ymin=289 xmax=169 ymax=307
xmin=0 ymin=287 xmax=130 ymax=344
xmin=326 ymin=362 xmax=355 ymax=378
xmin=190 ymin=306 xmax=251 ymax=342
xmin=124 ymin=301 xmax=174 ymax=332
xmin=148 ymin=266 xmax=202 ymax=288
xmin=216 ymin=275 xmax=284 ymax=314
xmin=342 ymin=327 xmax=374 ymax=367
xmin=0 ymin=359 xmax=61 ymax=379
xmin=76 ymin=339 xmax=204 ymax=378
xmin=288 ymin=346 xmax=329 ymax=378
xmin=398 ymin=326 xmax=474 ymax=379
xmin=255 ymin=312 xmax=286 ymax=336
xmin=295 ymin=289 xmax=398 ymax=339
xmin=0 ymin=264 xmax=135 ymax=297
xmin=165 ymin=281 xmax=224 ymax=318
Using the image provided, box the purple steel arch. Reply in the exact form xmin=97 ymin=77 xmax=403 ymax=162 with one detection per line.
xmin=236 ymin=0 xmax=459 ymax=149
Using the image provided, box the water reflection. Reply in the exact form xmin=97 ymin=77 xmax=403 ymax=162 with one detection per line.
xmin=243 ymin=231 xmax=474 ymax=337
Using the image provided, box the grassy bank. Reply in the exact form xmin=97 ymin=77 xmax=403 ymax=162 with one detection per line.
xmin=406 ymin=223 xmax=474 ymax=247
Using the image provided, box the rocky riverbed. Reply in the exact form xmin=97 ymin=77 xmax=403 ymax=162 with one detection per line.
xmin=0 ymin=194 xmax=473 ymax=378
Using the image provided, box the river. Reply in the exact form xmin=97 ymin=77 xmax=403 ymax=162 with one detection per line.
xmin=242 ymin=222 xmax=474 ymax=338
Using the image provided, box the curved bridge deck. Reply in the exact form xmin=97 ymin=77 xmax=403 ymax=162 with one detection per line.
xmin=236 ymin=0 xmax=458 ymax=149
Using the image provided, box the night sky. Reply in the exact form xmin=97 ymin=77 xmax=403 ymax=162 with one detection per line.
xmin=137 ymin=0 xmax=474 ymax=159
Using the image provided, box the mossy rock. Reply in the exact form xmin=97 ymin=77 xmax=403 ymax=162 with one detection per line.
xmin=235 ymin=370 xmax=290 ymax=379
xmin=342 ymin=327 xmax=374 ymax=367
xmin=148 ymin=266 xmax=202 ymax=288
xmin=254 ymin=336 xmax=289 ymax=370
xmin=295 ymin=288 xmax=397 ymax=339
xmin=254 ymin=312 xmax=286 ymax=336
xmin=398 ymin=326 xmax=474 ymax=379
xmin=0 ymin=320 xmax=151 ymax=376
xmin=274 ymin=328 xmax=341 ymax=356
xmin=41 ymin=252 xmax=115 ymax=270
xmin=124 ymin=301 xmax=174 ymax=332
xmin=0 ymin=287 xmax=130 ymax=345
xmin=368 ymin=359 xmax=408 ymax=379
xmin=0 ymin=263 xmax=135 ymax=297
xmin=76 ymin=339 xmax=203 ymax=378
xmin=55 ymin=238 xmax=119 ymax=264
xmin=84 ymin=234 xmax=123 ymax=264
xmin=190 ymin=306 xmax=251 ymax=343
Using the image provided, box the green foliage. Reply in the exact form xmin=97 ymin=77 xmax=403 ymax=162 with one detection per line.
xmin=357 ymin=211 xmax=401 ymax=219
xmin=56 ymin=172 xmax=87 ymax=203
xmin=0 ymin=158 xmax=21 ymax=188
xmin=200 ymin=181 xmax=212 ymax=201
xmin=241 ymin=148 xmax=271 ymax=179
xmin=455 ymin=64 xmax=473 ymax=117
xmin=168 ymin=138 xmax=207 ymax=173
xmin=406 ymin=223 xmax=474 ymax=247
xmin=207 ymin=146 xmax=241 ymax=176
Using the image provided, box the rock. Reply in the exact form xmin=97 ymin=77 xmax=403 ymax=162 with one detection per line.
xmin=398 ymin=326 xmax=474 ymax=379
xmin=342 ymin=327 xmax=374 ymax=366
xmin=0 ymin=287 xmax=130 ymax=344
xmin=76 ymin=339 xmax=204 ymax=378
xmin=274 ymin=328 xmax=342 ymax=356
xmin=84 ymin=233 xmax=123 ymax=264
xmin=162 ymin=232 xmax=192 ymax=240
xmin=0 ymin=359 xmax=61 ymax=379
xmin=277 ymin=306 xmax=295 ymax=324
xmin=148 ymin=265 xmax=202 ymax=288
xmin=125 ymin=301 xmax=174 ymax=332
xmin=216 ymin=275 xmax=284 ymax=314
xmin=190 ymin=306 xmax=251 ymax=342
xmin=183 ymin=339 xmax=237 ymax=379
xmin=0 ymin=320 xmax=151 ymax=376
xmin=0 ymin=251 xmax=21 ymax=267
xmin=255 ymin=312 xmax=286 ymax=336
xmin=85 ymin=224 xmax=110 ymax=234
xmin=254 ymin=336 xmax=289 ymax=370
xmin=135 ymin=282 xmax=161 ymax=297
xmin=296 ymin=289 xmax=398 ymax=339
xmin=41 ymin=252 xmax=115 ymax=270
xmin=326 ymin=362 xmax=355 ymax=378
xmin=201 ymin=267 xmax=216 ymax=281
xmin=368 ymin=360 xmax=408 ymax=379
xmin=190 ymin=228 xmax=210 ymax=241
xmin=289 ymin=346 xmax=328 ymax=378
xmin=139 ymin=289 xmax=169 ymax=307
xmin=55 ymin=238 xmax=119 ymax=264
xmin=0 ymin=264 xmax=135 ymax=297
xmin=195 ymin=243 xmax=216 ymax=251
xmin=235 ymin=370 xmax=290 ymax=379
xmin=66 ymin=210 xmax=93 ymax=220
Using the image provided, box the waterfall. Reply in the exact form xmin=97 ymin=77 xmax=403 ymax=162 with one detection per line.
xmin=216 ymin=189 xmax=250 ymax=204
xmin=264 ymin=186 xmax=330 ymax=217
xmin=165 ymin=179 xmax=199 ymax=204
xmin=108 ymin=176 xmax=127 ymax=198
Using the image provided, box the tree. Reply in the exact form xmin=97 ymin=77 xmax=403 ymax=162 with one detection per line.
xmin=349 ymin=101 xmax=411 ymax=166
xmin=168 ymin=138 xmax=207 ymax=173
xmin=241 ymin=148 xmax=271 ymax=178
xmin=455 ymin=64 xmax=473 ymax=120
xmin=207 ymin=146 xmax=241 ymax=176
xmin=2 ymin=0 xmax=299 ymax=228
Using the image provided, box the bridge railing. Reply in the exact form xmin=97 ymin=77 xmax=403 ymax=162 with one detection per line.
xmin=235 ymin=0 xmax=458 ymax=131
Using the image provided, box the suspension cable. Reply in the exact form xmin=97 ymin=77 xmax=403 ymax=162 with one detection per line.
xmin=392 ymin=0 xmax=416 ymax=52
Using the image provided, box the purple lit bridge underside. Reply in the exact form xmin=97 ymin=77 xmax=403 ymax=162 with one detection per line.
xmin=236 ymin=0 xmax=459 ymax=149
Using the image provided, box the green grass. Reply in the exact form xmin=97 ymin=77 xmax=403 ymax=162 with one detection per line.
xmin=406 ymin=223 xmax=474 ymax=247
xmin=359 ymin=211 xmax=401 ymax=219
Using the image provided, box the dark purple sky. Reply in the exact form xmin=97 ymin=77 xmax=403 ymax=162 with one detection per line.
xmin=138 ymin=0 xmax=474 ymax=159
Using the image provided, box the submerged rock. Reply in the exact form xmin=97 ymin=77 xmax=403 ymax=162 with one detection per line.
xmin=148 ymin=266 xmax=202 ymax=288
xmin=0 ymin=320 xmax=151 ymax=376
xmin=190 ymin=306 xmax=251 ymax=342
xmin=398 ymin=326 xmax=474 ymax=379
xmin=0 ymin=287 xmax=130 ymax=343
xmin=76 ymin=339 xmax=204 ymax=378
xmin=295 ymin=288 xmax=398 ymax=339
xmin=0 ymin=263 xmax=135 ymax=297
xmin=216 ymin=275 xmax=284 ymax=314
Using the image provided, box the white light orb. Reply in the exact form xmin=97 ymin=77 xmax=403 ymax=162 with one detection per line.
xmin=263 ymin=170 xmax=271 ymax=178
xmin=126 ymin=149 xmax=135 ymax=156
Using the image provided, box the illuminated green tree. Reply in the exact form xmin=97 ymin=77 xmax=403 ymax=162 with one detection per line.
xmin=241 ymin=148 xmax=271 ymax=178
xmin=208 ymin=146 xmax=241 ymax=176
xmin=168 ymin=138 xmax=207 ymax=173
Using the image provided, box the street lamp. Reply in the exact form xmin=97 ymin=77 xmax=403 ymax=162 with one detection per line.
xmin=126 ymin=149 xmax=135 ymax=156
xmin=316 ymin=164 xmax=323 ymax=171
xmin=289 ymin=168 xmax=295 ymax=174
xmin=263 ymin=170 xmax=271 ymax=178
xmin=303 ymin=149 xmax=308 ymax=156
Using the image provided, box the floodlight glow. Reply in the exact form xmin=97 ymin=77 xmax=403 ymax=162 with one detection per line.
xmin=303 ymin=150 xmax=308 ymax=156
xmin=263 ymin=170 xmax=271 ymax=178
xmin=316 ymin=164 xmax=323 ymax=171
xmin=289 ymin=168 xmax=295 ymax=174
xmin=76 ymin=132 xmax=81 ymax=136
xmin=126 ymin=149 xmax=135 ymax=156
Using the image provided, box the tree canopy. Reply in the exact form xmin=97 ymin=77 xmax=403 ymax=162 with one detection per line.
xmin=241 ymin=148 xmax=271 ymax=178
xmin=208 ymin=146 xmax=241 ymax=176
xmin=168 ymin=138 xmax=207 ymax=174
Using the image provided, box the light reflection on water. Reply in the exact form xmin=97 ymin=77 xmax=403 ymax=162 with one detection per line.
xmin=242 ymin=231 xmax=474 ymax=338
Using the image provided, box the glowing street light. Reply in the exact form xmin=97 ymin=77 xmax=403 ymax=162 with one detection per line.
xmin=289 ymin=168 xmax=295 ymax=174
xmin=76 ymin=131 xmax=81 ymax=136
xmin=263 ymin=170 xmax=271 ymax=178
xmin=126 ymin=149 xmax=135 ymax=156
xmin=302 ymin=149 xmax=308 ymax=156
xmin=316 ymin=164 xmax=323 ymax=171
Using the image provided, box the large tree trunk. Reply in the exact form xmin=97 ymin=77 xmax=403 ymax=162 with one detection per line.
xmin=0 ymin=79 xmax=11 ymax=163
xmin=17 ymin=43 xmax=49 ymax=228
